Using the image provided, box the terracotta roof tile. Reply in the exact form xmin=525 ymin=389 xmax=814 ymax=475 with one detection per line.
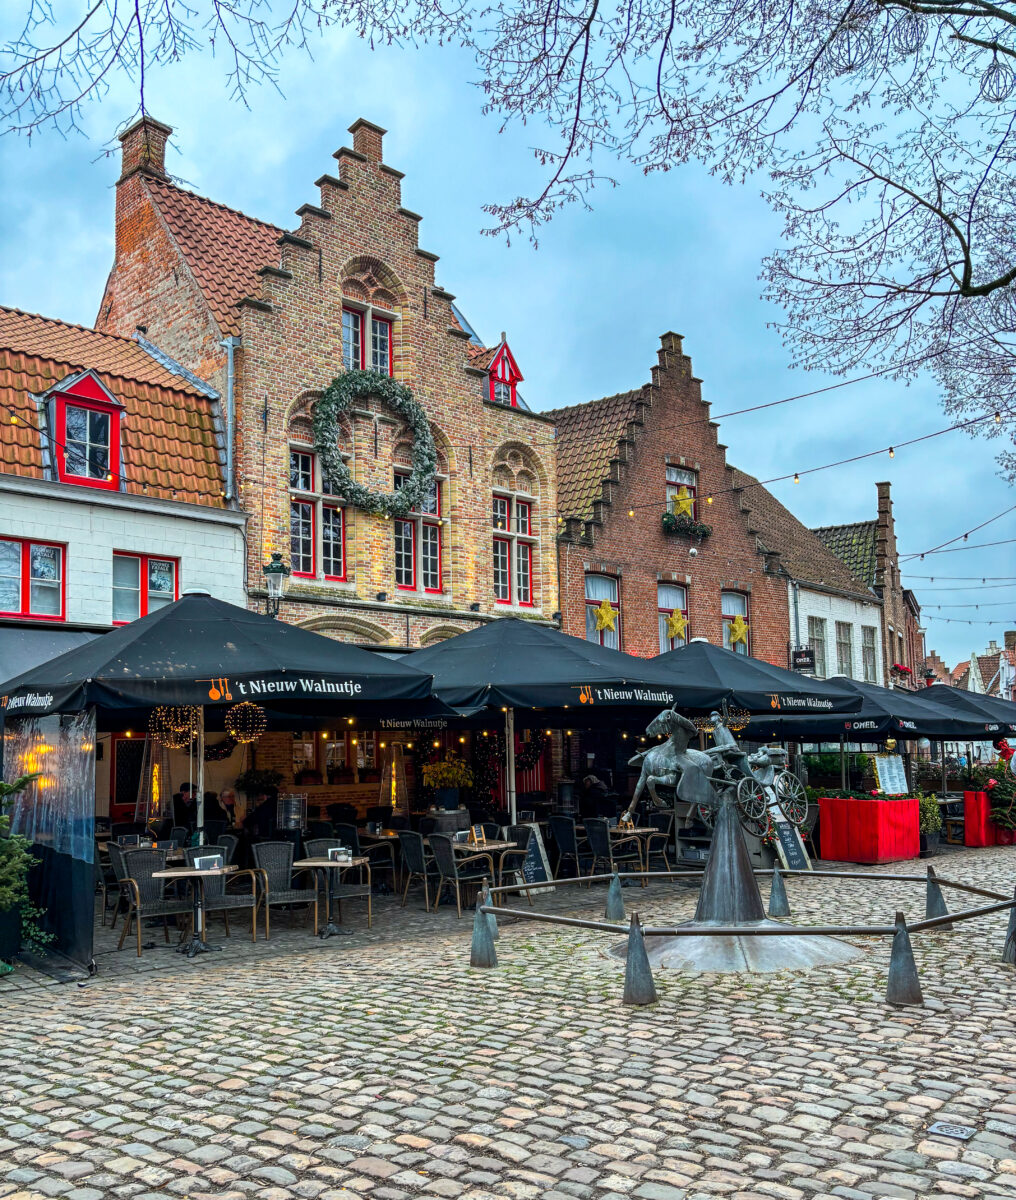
xmin=545 ymin=389 xmax=646 ymax=519
xmin=466 ymin=344 xmax=493 ymax=366
xmin=0 ymin=306 xmax=224 ymax=508
xmin=146 ymin=177 xmax=283 ymax=336
xmin=812 ymin=520 xmax=879 ymax=586
xmin=730 ymin=468 xmax=874 ymax=597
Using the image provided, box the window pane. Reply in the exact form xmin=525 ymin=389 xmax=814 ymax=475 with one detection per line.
xmin=322 ymin=507 xmax=344 ymax=577
xmin=421 ymin=524 xmax=440 ymax=591
xmin=492 ymin=496 xmax=509 ymax=530
xmin=342 ymin=309 xmax=362 ymax=371
xmin=516 ymin=502 xmax=531 ymax=535
xmin=29 ymin=579 xmax=60 ymax=616
xmin=665 ymin=466 xmax=696 ymax=486
xmin=419 ymin=478 xmax=439 ymax=516
xmin=290 ymin=451 xmax=314 ymax=491
xmin=65 ymin=447 xmax=87 ymax=477
xmin=493 ymin=539 xmax=510 ymax=601
xmin=89 ymin=410 xmax=109 ymax=443
xmin=148 ymin=559 xmax=176 ymax=611
xmin=30 ymin=544 xmax=60 ymax=584
xmin=88 ymin=444 xmax=109 ymax=478
xmin=371 ymin=318 xmax=390 ymax=375
xmin=721 ymin=591 xmax=747 ymax=617
xmin=290 ymin=502 xmax=314 ymax=574
xmin=516 ymin=542 xmax=531 ymax=604
xmin=65 ymin=405 xmax=87 ymax=440
xmin=657 ymin=583 xmax=686 ymax=611
xmin=493 ymin=380 xmax=511 ymax=405
xmin=584 ymin=574 xmax=618 ymax=603
xmin=0 ymin=540 xmax=20 ymax=612
xmin=394 ymin=520 xmax=414 ymax=587
xmin=836 ymin=621 xmax=853 ymax=676
xmin=113 ymin=555 xmax=140 ymax=588
xmin=807 ymin=616 xmax=827 ymax=677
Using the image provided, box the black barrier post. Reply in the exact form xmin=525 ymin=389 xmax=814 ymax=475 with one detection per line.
xmin=480 ymin=880 xmax=498 ymax=940
xmin=470 ymin=898 xmax=498 ymax=969
xmin=925 ymin=866 xmax=952 ymax=931
xmin=622 ymin=914 xmax=657 ymax=1007
xmin=1003 ymin=885 xmax=1016 ymax=965
xmin=605 ymin=871 xmax=626 ymax=922
xmin=886 ymin=911 xmax=924 ymax=1007
xmin=768 ymin=867 xmax=790 ymax=918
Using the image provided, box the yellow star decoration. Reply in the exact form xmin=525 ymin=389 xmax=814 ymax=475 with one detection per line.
xmin=593 ymin=599 xmax=618 ymax=632
xmin=672 ymin=486 xmax=694 ymax=518
xmin=729 ymin=614 xmax=750 ymax=646
xmin=665 ymin=610 xmax=687 ymax=641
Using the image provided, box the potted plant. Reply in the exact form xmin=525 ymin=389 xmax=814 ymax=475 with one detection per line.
xmin=235 ymin=767 xmax=283 ymax=800
xmin=917 ymin=791 xmax=942 ymax=855
xmin=988 ymin=763 xmax=1016 ymax=845
xmin=0 ymin=774 xmax=50 ymax=968
xmin=661 ymin=511 xmax=713 ymax=540
xmin=421 ymin=756 xmax=474 ymax=810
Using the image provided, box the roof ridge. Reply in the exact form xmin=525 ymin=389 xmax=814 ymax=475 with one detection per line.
xmin=147 ymin=175 xmax=286 ymax=235
xmin=545 ymin=387 xmax=645 ymax=420
xmin=0 ymin=304 xmax=155 ymax=352
xmin=811 ymin=518 xmax=877 ymax=533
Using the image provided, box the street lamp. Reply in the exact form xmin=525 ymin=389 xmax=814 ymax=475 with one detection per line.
xmin=262 ymin=551 xmax=291 ymax=619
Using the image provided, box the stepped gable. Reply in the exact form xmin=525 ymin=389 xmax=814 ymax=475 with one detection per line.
xmin=145 ymin=176 xmax=283 ymax=336
xmin=0 ymin=305 xmax=223 ymax=506
xmin=729 ymin=468 xmax=875 ymax=598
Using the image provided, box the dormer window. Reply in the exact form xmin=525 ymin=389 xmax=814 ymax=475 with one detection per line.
xmin=49 ymin=371 xmax=123 ymax=491
xmin=488 ymin=342 xmax=523 ymax=407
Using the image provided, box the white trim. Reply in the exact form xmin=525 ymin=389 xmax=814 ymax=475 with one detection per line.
xmin=0 ymin=474 xmax=247 ymax=527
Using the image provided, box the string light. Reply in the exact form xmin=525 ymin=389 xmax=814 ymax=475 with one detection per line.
xmin=149 ymin=706 xmax=199 ymax=749
xmin=888 ymin=446 xmax=894 ymax=458
xmin=901 ymin=503 xmax=1016 ymax=561
xmin=224 ymin=701 xmax=267 ymax=744
xmin=793 ymin=473 xmax=800 ymax=484
xmin=996 ymin=410 xmax=1003 ymax=423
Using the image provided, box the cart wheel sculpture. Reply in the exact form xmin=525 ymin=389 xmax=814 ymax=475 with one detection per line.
xmin=696 ymin=803 xmax=715 ymax=828
xmin=735 ymin=776 xmax=769 ymax=820
xmin=775 ymin=771 xmax=808 ymax=826
xmin=741 ymin=811 xmax=774 ymax=841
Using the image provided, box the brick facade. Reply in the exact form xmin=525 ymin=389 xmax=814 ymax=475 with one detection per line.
xmin=552 ymin=333 xmax=791 ymax=663
xmin=97 ymin=117 xmax=559 ymax=646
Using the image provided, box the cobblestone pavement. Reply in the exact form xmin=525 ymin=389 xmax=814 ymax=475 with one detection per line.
xmin=2 ymin=845 xmax=1015 ymax=1200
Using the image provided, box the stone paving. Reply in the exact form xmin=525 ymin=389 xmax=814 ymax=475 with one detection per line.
xmin=1 ymin=845 xmax=1015 ymax=1200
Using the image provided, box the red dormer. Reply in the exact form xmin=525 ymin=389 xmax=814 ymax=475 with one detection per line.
xmin=487 ymin=339 xmax=523 ymax=407
xmin=48 ymin=371 xmax=124 ymax=490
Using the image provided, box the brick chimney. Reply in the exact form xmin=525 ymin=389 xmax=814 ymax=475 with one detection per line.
xmin=118 ymin=116 xmax=172 ymax=181
xmin=349 ymin=118 xmax=385 ymax=163
xmin=1006 ymin=630 xmax=1016 ymax=651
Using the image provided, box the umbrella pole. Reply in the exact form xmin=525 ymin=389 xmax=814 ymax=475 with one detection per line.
xmin=941 ymin=741 xmax=947 ymax=797
xmin=839 ymin=735 xmax=847 ymax=792
xmin=196 ymin=708 xmax=205 ymax=845
xmin=505 ymin=707 xmax=517 ymax=826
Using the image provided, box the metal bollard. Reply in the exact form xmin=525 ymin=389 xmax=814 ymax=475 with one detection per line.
xmin=479 ymin=881 xmax=499 ymax=940
xmin=924 ymin=865 xmax=952 ymax=931
xmin=605 ymin=870 xmax=626 ymax=922
xmin=885 ymin=911 xmax=924 ymax=1007
xmin=622 ymin=913 xmax=657 ymax=1006
xmin=1003 ymin=885 xmax=1016 ymax=965
xmin=470 ymin=903 xmax=498 ymax=969
xmin=767 ymin=867 xmax=791 ymax=919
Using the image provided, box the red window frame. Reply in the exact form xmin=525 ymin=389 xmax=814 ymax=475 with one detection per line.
xmin=492 ymin=495 xmax=509 ymax=531
xmin=321 ymin=504 xmax=346 ymax=581
xmin=55 ymin=395 xmax=121 ymax=491
xmin=515 ymin=500 xmax=531 ymax=535
xmin=721 ymin=590 xmax=750 ymax=655
xmin=516 ymin=541 xmax=533 ymax=607
xmin=421 ymin=521 xmax=442 ymax=593
xmin=0 ymin=537 xmax=66 ymax=621
xmin=488 ymin=344 xmax=521 ymax=407
xmin=493 ymin=537 xmax=512 ymax=604
xmin=666 ymin=467 xmax=698 ymax=522
xmin=370 ymin=316 xmax=394 ymax=376
xmin=342 ymin=307 xmax=363 ymax=371
xmin=657 ymin=583 xmax=689 ymax=652
xmin=290 ymin=500 xmax=316 ymax=578
xmin=111 ymin=552 xmax=179 ymax=625
xmin=394 ymin=519 xmax=416 ymax=590
xmin=584 ymin=574 xmax=621 ymax=647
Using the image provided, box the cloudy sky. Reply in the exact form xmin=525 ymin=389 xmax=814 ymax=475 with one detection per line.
xmin=1 ymin=19 xmax=1012 ymax=667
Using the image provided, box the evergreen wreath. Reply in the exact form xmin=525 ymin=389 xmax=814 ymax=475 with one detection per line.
xmin=313 ymin=369 xmax=437 ymax=517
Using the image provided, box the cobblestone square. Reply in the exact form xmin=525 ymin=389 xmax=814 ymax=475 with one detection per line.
xmin=1 ymin=845 xmax=1014 ymax=1200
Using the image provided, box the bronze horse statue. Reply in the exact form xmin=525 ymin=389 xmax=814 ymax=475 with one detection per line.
xmin=622 ymin=707 xmax=714 ymax=820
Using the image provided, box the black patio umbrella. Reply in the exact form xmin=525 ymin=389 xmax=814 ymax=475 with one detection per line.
xmin=746 ymin=677 xmax=998 ymax=742
xmin=652 ymin=640 xmax=864 ymax=715
xmin=922 ymin=684 xmax=1016 ymax=737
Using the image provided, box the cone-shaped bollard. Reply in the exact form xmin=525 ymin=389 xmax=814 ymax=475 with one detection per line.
xmin=768 ymin=867 xmax=791 ymax=918
xmin=470 ymin=903 xmax=498 ymax=969
xmin=622 ymin=914 xmax=657 ymax=1006
xmin=885 ymin=911 xmax=924 ymax=1007
xmin=605 ymin=870 xmax=626 ymax=922
xmin=479 ymin=882 xmax=499 ymax=940
xmin=925 ymin=866 xmax=952 ymax=931
xmin=1003 ymin=885 xmax=1016 ymax=965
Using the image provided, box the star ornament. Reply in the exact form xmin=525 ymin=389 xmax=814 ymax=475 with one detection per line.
xmin=672 ymin=486 xmax=694 ymax=518
xmin=593 ymin=599 xmax=618 ymax=632
xmin=729 ymin=615 xmax=750 ymax=646
xmin=665 ymin=610 xmax=687 ymax=641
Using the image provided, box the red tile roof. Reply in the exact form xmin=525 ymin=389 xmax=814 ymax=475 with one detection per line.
xmin=0 ymin=306 xmax=224 ymax=507
xmin=545 ymin=389 xmax=646 ymax=519
xmin=146 ymin=177 xmax=282 ymax=336
xmin=466 ymin=344 xmax=493 ymax=366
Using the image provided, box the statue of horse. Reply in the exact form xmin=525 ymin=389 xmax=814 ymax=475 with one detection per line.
xmin=623 ymin=707 xmax=714 ymax=820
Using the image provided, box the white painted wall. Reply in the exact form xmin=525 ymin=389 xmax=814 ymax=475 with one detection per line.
xmin=788 ymin=581 xmax=884 ymax=685
xmin=0 ymin=477 xmax=247 ymax=627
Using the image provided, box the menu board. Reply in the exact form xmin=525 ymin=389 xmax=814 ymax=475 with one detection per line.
xmin=873 ymin=754 xmax=909 ymax=795
xmin=773 ymin=820 xmax=811 ymax=872
xmin=519 ymin=823 xmax=555 ymax=892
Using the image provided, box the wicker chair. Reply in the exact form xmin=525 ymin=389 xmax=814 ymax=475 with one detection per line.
xmin=119 ymin=849 xmax=192 ymax=957
xmin=106 ymin=843 xmax=131 ymax=930
xmin=479 ymin=822 xmax=502 ymax=841
xmin=429 ymin=833 xmax=495 ymax=918
xmin=497 ymin=824 xmax=535 ymax=905
xmin=644 ymin=811 xmax=674 ymax=871
xmin=336 ymin=822 xmax=397 ymax=888
xmin=217 ymin=832 xmax=240 ymax=864
xmin=252 ymin=841 xmax=318 ymax=938
xmin=93 ymin=851 xmax=118 ymax=926
xmin=397 ymin=830 xmax=439 ymax=911
xmin=585 ymin=817 xmax=643 ymax=882
xmin=547 ymin=814 xmax=591 ymax=879
xmin=183 ymin=847 xmax=259 ymax=942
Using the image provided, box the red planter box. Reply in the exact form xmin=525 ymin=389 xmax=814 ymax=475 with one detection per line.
xmin=963 ymin=790 xmax=999 ymax=847
xmin=818 ymin=796 xmax=920 ymax=864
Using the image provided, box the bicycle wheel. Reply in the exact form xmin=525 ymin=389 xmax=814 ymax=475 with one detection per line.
xmin=735 ymin=776 xmax=768 ymax=820
xmin=775 ymin=772 xmax=808 ymax=826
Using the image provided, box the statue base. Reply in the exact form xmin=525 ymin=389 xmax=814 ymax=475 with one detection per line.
xmin=608 ymin=921 xmax=861 ymax=973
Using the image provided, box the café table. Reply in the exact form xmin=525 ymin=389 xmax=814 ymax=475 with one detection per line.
xmin=294 ymin=856 xmax=372 ymax=938
xmin=152 ymin=863 xmax=238 ymax=958
xmin=424 ymin=837 xmax=516 ymax=853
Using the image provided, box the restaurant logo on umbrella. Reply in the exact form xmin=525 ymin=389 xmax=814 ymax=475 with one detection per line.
xmin=200 ymin=677 xmax=233 ymax=701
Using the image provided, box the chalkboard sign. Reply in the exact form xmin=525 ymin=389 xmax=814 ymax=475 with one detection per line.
xmin=517 ymin=822 xmax=555 ymax=892
xmin=773 ymin=819 xmax=811 ymax=872
xmin=873 ymin=754 xmax=908 ymax=795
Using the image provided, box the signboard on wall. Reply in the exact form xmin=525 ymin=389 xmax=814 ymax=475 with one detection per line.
xmin=791 ymin=648 xmax=816 ymax=672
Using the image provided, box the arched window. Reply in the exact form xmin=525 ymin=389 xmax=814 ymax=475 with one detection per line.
xmin=393 ymin=445 xmax=447 ymax=595
xmin=491 ymin=447 xmax=541 ymax=608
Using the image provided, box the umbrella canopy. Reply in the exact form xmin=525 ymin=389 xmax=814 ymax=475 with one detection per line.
xmin=747 ymin=677 xmax=998 ymax=742
xmin=0 ymin=590 xmax=433 ymax=718
xmin=652 ymin=640 xmax=863 ymax=714
xmin=409 ymin=618 xmax=697 ymax=711
xmin=921 ymin=684 xmax=1016 ymax=737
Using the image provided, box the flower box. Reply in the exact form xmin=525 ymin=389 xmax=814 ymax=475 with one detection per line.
xmin=817 ymin=796 xmax=920 ymax=863
xmin=661 ymin=511 xmax=712 ymax=540
xmin=963 ymin=790 xmax=998 ymax=847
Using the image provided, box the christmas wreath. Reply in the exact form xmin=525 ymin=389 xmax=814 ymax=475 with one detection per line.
xmin=313 ymin=369 xmax=437 ymax=516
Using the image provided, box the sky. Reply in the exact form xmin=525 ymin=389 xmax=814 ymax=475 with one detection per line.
xmin=0 ymin=16 xmax=1013 ymax=669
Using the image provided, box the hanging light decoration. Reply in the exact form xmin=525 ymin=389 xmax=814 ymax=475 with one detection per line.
xmin=981 ymin=54 xmax=1016 ymax=103
xmin=149 ymin=705 xmax=200 ymax=749
xmin=827 ymin=18 xmax=875 ymax=73
xmin=726 ymin=707 xmax=752 ymax=733
xmin=890 ymin=10 xmax=925 ymax=56
xmin=224 ymin=701 xmax=268 ymax=744
xmin=693 ymin=715 xmax=715 ymax=733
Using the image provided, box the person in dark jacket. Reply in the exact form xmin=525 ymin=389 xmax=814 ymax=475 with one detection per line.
xmin=173 ymin=783 xmax=197 ymax=830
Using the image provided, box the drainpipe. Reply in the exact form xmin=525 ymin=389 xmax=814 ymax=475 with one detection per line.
xmin=219 ymin=336 xmax=240 ymax=501
xmin=791 ymin=579 xmax=801 ymax=652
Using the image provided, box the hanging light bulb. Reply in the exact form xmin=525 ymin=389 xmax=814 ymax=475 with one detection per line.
xmin=706 ymin=496 xmax=713 ymax=504
xmin=888 ymin=446 xmax=895 ymax=458
xmin=995 ymin=410 xmax=1003 ymax=424
xmin=793 ymin=473 xmax=800 ymax=484
xmin=628 ymin=509 xmax=634 ymax=518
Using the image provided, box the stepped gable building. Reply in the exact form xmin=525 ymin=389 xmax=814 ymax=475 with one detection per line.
xmin=97 ymin=115 xmax=558 ymax=647
xmin=548 ymin=332 xmax=791 ymax=663
xmin=728 ymin=469 xmax=885 ymax=683
xmin=813 ymin=482 xmax=924 ymax=687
